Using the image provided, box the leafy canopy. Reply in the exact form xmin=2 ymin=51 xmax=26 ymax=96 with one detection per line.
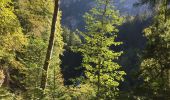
xmin=75 ymin=0 xmax=126 ymax=98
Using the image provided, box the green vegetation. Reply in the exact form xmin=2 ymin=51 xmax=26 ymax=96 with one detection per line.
xmin=0 ymin=0 xmax=169 ymax=99
xmin=74 ymin=0 xmax=125 ymax=99
xmin=137 ymin=0 xmax=170 ymax=99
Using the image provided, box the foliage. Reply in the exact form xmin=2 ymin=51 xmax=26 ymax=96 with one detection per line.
xmin=74 ymin=0 xmax=126 ymax=99
xmin=0 ymin=0 xmax=27 ymax=64
xmin=0 ymin=0 xmax=66 ymax=99
xmin=14 ymin=0 xmax=53 ymax=37
xmin=138 ymin=1 xmax=170 ymax=99
xmin=140 ymin=14 xmax=170 ymax=98
xmin=1 ymin=0 xmax=170 ymax=99
xmin=0 ymin=87 xmax=15 ymax=100
xmin=43 ymin=11 xmax=66 ymax=99
xmin=0 ymin=70 xmax=5 ymax=87
xmin=13 ymin=0 xmax=53 ymax=91
xmin=62 ymin=27 xmax=82 ymax=48
xmin=0 ymin=0 xmax=28 ymax=92
xmin=66 ymin=84 xmax=96 ymax=100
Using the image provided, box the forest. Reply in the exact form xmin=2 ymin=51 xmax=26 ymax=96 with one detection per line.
xmin=0 ymin=0 xmax=169 ymax=99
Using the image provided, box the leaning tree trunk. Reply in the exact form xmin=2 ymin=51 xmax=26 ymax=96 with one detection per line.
xmin=40 ymin=0 xmax=60 ymax=90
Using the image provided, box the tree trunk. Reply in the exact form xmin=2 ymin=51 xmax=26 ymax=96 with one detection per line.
xmin=164 ymin=0 xmax=168 ymax=22
xmin=96 ymin=1 xmax=108 ymax=98
xmin=40 ymin=0 xmax=60 ymax=90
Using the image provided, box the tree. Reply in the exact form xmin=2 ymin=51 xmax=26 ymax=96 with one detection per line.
xmin=13 ymin=0 xmax=53 ymax=95
xmin=135 ymin=0 xmax=170 ymax=18
xmin=137 ymin=0 xmax=170 ymax=98
xmin=12 ymin=0 xmax=65 ymax=99
xmin=135 ymin=0 xmax=170 ymax=8
xmin=75 ymin=0 xmax=126 ymax=99
xmin=40 ymin=0 xmax=60 ymax=90
xmin=62 ymin=27 xmax=81 ymax=48
xmin=13 ymin=0 xmax=54 ymax=90
xmin=0 ymin=0 xmax=27 ymax=90
xmin=44 ymin=11 xmax=66 ymax=99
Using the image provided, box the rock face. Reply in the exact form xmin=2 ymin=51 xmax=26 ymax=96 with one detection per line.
xmin=60 ymin=0 xmax=147 ymax=29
